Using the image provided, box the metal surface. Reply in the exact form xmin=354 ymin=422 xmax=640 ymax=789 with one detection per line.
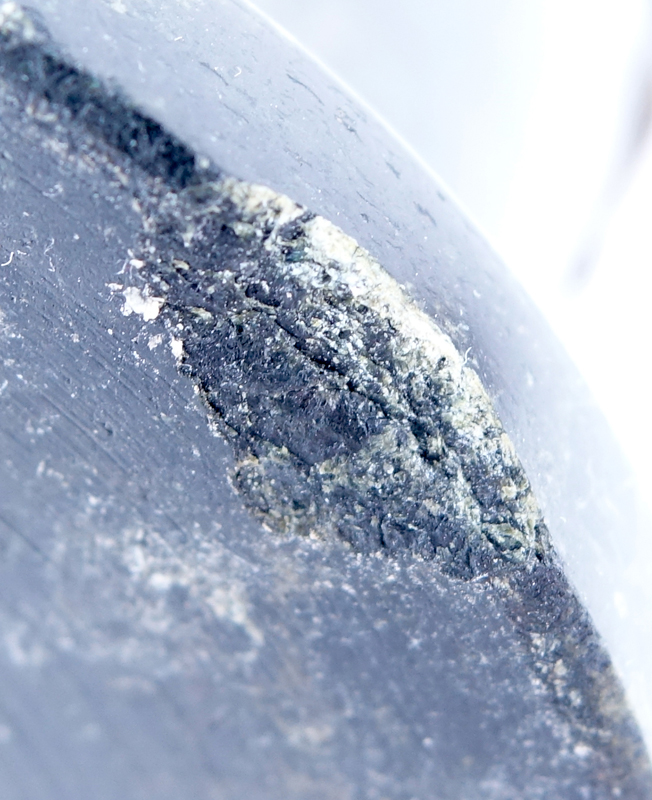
xmin=0 ymin=2 xmax=651 ymax=797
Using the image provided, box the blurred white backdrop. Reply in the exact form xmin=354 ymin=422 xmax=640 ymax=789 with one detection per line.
xmin=251 ymin=0 xmax=652 ymax=510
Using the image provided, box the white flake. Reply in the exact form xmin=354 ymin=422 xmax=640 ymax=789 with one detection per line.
xmin=121 ymin=286 xmax=164 ymax=321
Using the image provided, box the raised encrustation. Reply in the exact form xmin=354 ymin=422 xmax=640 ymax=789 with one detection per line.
xmin=135 ymin=177 xmax=548 ymax=581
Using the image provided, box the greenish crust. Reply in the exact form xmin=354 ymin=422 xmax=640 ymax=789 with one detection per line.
xmin=138 ymin=179 xmax=549 ymax=580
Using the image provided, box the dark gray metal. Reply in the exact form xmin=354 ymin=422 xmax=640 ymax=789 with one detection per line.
xmin=0 ymin=2 xmax=650 ymax=798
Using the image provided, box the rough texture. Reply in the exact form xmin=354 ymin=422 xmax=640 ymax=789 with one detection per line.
xmin=139 ymin=177 xmax=547 ymax=577
xmin=1 ymin=4 xmax=651 ymax=799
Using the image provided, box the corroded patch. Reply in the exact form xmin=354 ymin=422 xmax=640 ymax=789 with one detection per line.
xmin=135 ymin=178 xmax=549 ymax=580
